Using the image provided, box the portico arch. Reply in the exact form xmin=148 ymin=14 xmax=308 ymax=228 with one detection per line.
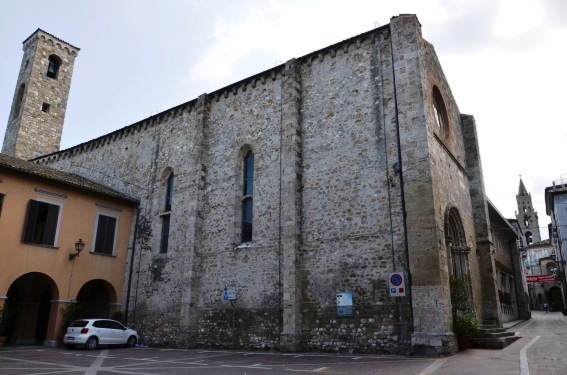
xmin=4 ymin=272 xmax=59 ymax=345
xmin=76 ymin=279 xmax=119 ymax=318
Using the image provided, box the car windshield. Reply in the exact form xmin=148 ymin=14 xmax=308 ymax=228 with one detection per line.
xmin=69 ymin=320 xmax=89 ymax=327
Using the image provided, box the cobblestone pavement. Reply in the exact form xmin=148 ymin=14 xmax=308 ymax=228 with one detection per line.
xmin=0 ymin=311 xmax=564 ymax=374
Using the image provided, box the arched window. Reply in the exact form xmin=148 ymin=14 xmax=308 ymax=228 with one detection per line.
xmin=160 ymin=172 xmax=174 ymax=253
xmin=13 ymin=83 xmax=25 ymax=118
xmin=525 ymin=231 xmax=533 ymax=244
xmin=432 ymin=86 xmax=449 ymax=138
xmin=241 ymin=150 xmax=254 ymax=243
xmin=46 ymin=55 xmax=61 ymax=79
xmin=165 ymin=172 xmax=174 ymax=212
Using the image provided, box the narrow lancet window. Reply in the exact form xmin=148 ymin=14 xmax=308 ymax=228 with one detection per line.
xmin=241 ymin=151 xmax=254 ymax=243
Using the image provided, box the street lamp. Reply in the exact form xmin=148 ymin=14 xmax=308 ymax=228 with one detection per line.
xmin=69 ymin=238 xmax=85 ymax=260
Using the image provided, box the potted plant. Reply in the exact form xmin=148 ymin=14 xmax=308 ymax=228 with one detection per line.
xmin=59 ymin=301 xmax=83 ymax=345
xmin=0 ymin=302 xmax=15 ymax=349
xmin=453 ymin=314 xmax=480 ymax=336
xmin=450 ymin=277 xmax=480 ymax=350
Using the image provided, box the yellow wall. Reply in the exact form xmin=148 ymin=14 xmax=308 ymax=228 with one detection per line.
xmin=0 ymin=168 xmax=136 ymax=346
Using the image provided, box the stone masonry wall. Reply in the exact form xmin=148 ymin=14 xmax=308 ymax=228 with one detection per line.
xmin=3 ymin=30 xmax=78 ymax=160
xmin=33 ymin=15 xmax=488 ymax=355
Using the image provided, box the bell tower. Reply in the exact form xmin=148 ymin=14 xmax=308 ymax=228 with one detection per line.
xmin=2 ymin=29 xmax=79 ymax=160
xmin=515 ymin=177 xmax=541 ymax=244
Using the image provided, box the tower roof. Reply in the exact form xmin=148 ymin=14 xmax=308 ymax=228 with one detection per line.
xmin=518 ymin=178 xmax=528 ymax=196
xmin=23 ymin=28 xmax=80 ymax=51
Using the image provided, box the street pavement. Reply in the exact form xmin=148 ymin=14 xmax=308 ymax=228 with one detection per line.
xmin=0 ymin=310 xmax=564 ymax=374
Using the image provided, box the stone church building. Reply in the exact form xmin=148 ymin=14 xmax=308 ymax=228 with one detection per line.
xmin=2 ymin=15 xmax=520 ymax=355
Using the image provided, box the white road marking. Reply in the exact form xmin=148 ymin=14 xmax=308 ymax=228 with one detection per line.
xmin=417 ymin=358 xmax=447 ymax=375
xmin=85 ymin=349 xmax=109 ymax=375
xmin=520 ymin=336 xmax=540 ymax=375
xmin=221 ymin=364 xmax=273 ymax=369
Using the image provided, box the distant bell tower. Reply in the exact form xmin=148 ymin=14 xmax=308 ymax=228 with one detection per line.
xmin=2 ymin=29 xmax=79 ymax=160
xmin=516 ymin=177 xmax=541 ymax=244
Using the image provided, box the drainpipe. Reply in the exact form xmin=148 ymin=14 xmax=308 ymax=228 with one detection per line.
xmin=389 ymin=23 xmax=414 ymax=351
xmin=124 ymin=207 xmax=140 ymax=325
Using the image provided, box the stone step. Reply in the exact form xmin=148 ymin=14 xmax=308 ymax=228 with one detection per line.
xmin=473 ymin=331 xmax=517 ymax=339
xmin=470 ymin=334 xmax=521 ymax=349
xmin=479 ymin=327 xmax=506 ymax=333
xmin=470 ymin=325 xmax=521 ymax=349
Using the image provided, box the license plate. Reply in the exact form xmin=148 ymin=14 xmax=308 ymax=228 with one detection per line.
xmin=67 ymin=337 xmax=74 ymax=340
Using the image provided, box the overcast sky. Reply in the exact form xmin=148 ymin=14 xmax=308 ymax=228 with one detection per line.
xmin=1 ymin=0 xmax=565 ymax=239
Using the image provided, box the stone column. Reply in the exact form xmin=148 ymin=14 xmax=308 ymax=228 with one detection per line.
xmin=278 ymin=59 xmax=304 ymax=351
xmin=43 ymin=300 xmax=72 ymax=348
xmin=178 ymin=94 xmax=210 ymax=347
xmin=461 ymin=114 xmax=502 ymax=326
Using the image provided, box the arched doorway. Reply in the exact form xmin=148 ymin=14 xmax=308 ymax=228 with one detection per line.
xmin=445 ymin=207 xmax=474 ymax=325
xmin=445 ymin=207 xmax=472 ymax=287
xmin=547 ymin=286 xmax=564 ymax=312
xmin=76 ymin=280 xmax=118 ymax=318
xmin=5 ymin=273 xmax=58 ymax=345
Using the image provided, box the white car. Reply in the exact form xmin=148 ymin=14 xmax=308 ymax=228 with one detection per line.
xmin=63 ymin=319 xmax=138 ymax=350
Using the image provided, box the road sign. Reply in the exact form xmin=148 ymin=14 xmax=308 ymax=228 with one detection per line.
xmin=388 ymin=272 xmax=406 ymax=297
xmin=336 ymin=291 xmax=353 ymax=317
xmin=223 ymin=286 xmax=237 ymax=300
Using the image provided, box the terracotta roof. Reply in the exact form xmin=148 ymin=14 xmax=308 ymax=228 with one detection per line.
xmin=0 ymin=153 xmax=138 ymax=204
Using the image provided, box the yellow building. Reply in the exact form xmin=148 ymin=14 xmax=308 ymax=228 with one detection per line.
xmin=0 ymin=153 xmax=138 ymax=347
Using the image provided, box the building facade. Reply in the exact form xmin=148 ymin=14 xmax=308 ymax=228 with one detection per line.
xmin=0 ymin=154 xmax=138 ymax=346
xmin=488 ymin=200 xmax=529 ymax=322
xmin=3 ymin=15 xmax=516 ymax=355
xmin=545 ymin=177 xmax=567 ymax=312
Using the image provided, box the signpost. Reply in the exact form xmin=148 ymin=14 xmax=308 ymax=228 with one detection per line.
xmin=223 ymin=286 xmax=237 ymax=300
xmin=388 ymin=272 xmax=406 ymax=297
xmin=336 ymin=291 xmax=353 ymax=317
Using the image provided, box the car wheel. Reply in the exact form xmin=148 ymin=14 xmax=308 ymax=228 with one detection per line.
xmin=65 ymin=344 xmax=76 ymax=349
xmin=127 ymin=335 xmax=137 ymax=347
xmin=86 ymin=336 xmax=98 ymax=350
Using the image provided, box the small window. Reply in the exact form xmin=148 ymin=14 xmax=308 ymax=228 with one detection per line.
xmin=160 ymin=214 xmax=170 ymax=254
xmin=94 ymin=214 xmax=117 ymax=255
xmin=0 ymin=193 xmax=5 ymax=216
xmin=46 ymin=55 xmax=61 ymax=79
xmin=160 ymin=172 xmax=174 ymax=253
xmin=69 ymin=320 xmax=88 ymax=328
xmin=241 ymin=150 xmax=254 ymax=243
xmin=525 ymin=231 xmax=533 ymax=244
xmin=92 ymin=320 xmax=108 ymax=329
xmin=13 ymin=84 xmax=25 ymax=119
xmin=41 ymin=102 xmax=51 ymax=113
xmin=432 ymin=86 xmax=449 ymax=137
xmin=23 ymin=199 xmax=61 ymax=246
xmin=165 ymin=173 xmax=174 ymax=212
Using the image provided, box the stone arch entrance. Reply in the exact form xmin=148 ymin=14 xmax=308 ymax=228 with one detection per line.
xmin=5 ymin=272 xmax=59 ymax=345
xmin=547 ymin=286 xmax=564 ymax=312
xmin=76 ymin=280 xmax=118 ymax=318
xmin=445 ymin=207 xmax=471 ymax=284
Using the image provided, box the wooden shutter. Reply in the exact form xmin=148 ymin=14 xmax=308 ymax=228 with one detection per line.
xmin=23 ymin=200 xmax=40 ymax=243
xmin=43 ymin=204 xmax=60 ymax=245
xmin=95 ymin=215 xmax=116 ymax=255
